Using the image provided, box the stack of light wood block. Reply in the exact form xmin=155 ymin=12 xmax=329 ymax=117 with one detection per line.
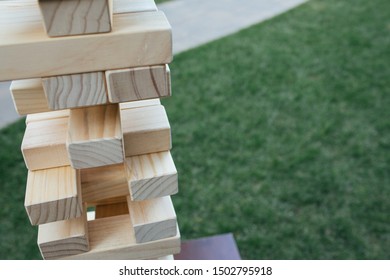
xmin=0 ymin=0 xmax=180 ymax=260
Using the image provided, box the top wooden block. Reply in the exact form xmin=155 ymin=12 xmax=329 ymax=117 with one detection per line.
xmin=38 ymin=0 xmax=113 ymax=37
xmin=0 ymin=2 xmax=172 ymax=81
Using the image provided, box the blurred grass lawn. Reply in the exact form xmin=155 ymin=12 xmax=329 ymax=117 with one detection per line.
xmin=0 ymin=0 xmax=389 ymax=259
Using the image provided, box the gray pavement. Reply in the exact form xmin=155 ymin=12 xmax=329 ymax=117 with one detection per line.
xmin=0 ymin=0 xmax=307 ymax=129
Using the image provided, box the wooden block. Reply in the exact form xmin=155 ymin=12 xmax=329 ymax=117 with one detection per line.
xmin=106 ymin=65 xmax=170 ymax=103
xmin=95 ymin=201 xmax=129 ymax=219
xmin=120 ymin=98 xmax=161 ymax=110
xmin=80 ymin=164 xmax=129 ymax=205
xmin=38 ymin=0 xmax=113 ymax=37
xmin=22 ymin=117 xmax=70 ymax=170
xmin=38 ymin=205 xmax=89 ymax=260
xmin=25 ymin=109 xmax=69 ymax=124
xmin=24 ymin=166 xmax=83 ymax=225
xmin=42 ymin=72 xmax=107 ymax=110
xmin=114 ymin=0 xmax=157 ymax=14
xmin=121 ymin=105 xmax=171 ymax=157
xmin=10 ymin=79 xmax=49 ymax=115
xmin=67 ymin=104 xmax=124 ymax=169
xmin=0 ymin=1 xmax=172 ymax=81
xmin=127 ymin=196 xmax=177 ymax=243
xmin=61 ymin=215 xmax=180 ymax=259
xmin=125 ymin=151 xmax=178 ymax=201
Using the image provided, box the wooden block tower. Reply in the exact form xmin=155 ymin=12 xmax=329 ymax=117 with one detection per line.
xmin=0 ymin=0 xmax=180 ymax=260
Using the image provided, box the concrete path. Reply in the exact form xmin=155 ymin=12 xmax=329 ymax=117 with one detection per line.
xmin=0 ymin=0 xmax=307 ymax=129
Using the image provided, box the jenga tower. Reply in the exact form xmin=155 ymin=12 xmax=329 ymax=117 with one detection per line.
xmin=0 ymin=0 xmax=180 ymax=260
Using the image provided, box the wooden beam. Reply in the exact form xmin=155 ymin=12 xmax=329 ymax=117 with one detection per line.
xmin=121 ymin=105 xmax=171 ymax=157
xmin=38 ymin=205 xmax=89 ymax=260
xmin=10 ymin=79 xmax=49 ymax=115
xmin=38 ymin=0 xmax=113 ymax=37
xmin=80 ymin=164 xmax=129 ymax=205
xmin=67 ymin=104 xmax=124 ymax=169
xmin=24 ymin=166 xmax=83 ymax=225
xmin=127 ymin=196 xmax=177 ymax=244
xmin=61 ymin=215 xmax=180 ymax=259
xmin=42 ymin=72 xmax=107 ymax=110
xmin=22 ymin=117 xmax=70 ymax=170
xmin=125 ymin=151 xmax=178 ymax=201
xmin=0 ymin=2 xmax=172 ymax=81
xmin=105 ymin=65 xmax=170 ymax=103
xmin=95 ymin=201 xmax=129 ymax=219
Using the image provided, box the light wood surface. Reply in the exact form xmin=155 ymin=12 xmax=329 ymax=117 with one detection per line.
xmin=114 ymin=0 xmax=157 ymax=14
xmin=42 ymin=72 xmax=107 ymax=110
xmin=61 ymin=215 xmax=180 ymax=259
xmin=119 ymin=98 xmax=161 ymax=110
xmin=80 ymin=163 xmax=129 ymax=205
xmin=38 ymin=0 xmax=113 ymax=37
xmin=22 ymin=117 xmax=70 ymax=170
xmin=25 ymin=109 xmax=69 ymax=124
xmin=125 ymin=151 xmax=178 ymax=201
xmin=24 ymin=166 xmax=83 ymax=225
xmin=95 ymin=201 xmax=129 ymax=219
xmin=127 ymin=196 xmax=177 ymax=244
xmin=121 ymin=105 xmax=171 ymax=157
xmin=10 ymin=79 xmax=50 ymax=115
xmin=67 ymin=104 xmax=124 ymax=169
xmin=106 ymin=65 xmax=170 ymax=103
xmin=0 ymin=1 xmax=172 ymax=81
xmin=38 ymin=205 xmax=89 ymax=260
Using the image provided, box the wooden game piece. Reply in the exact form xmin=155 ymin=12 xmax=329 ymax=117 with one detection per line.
xmin=81 ymin=164 xmax=128 ymax=205
xmin=61 ymin=215 xmax=180 ymax=259
xmin=10 ymin=79 xmax=50 ymax=115
xmin=114 ymin=0 xmax=157 ymax=14
xmin=67 ymin=104 xmax=124 ymax=169
xmin=0 ymin=2 xmax=172 ymax=81
xmin=42 ymin=72 xmax=107 ymax=110
xmin=119 ymin=98 xmax=161 ymax=110
xmin=95 ymin=201 xmax=129 ymax=219
xmin=127 ymin=196 xmax=177 ymax=244
xmin=105 ymin=65 xmax=170 ymax=103
xmin=22 ymin=117 xmax=70 ymax=170
xmin=25 ymin=110 xmax=70 ymax=124
xmin=38 ymin=0 xmax=113 ymax=37
xmin=125 ymin=151 xmax=178 ymax=201
xmin=121 ymin=105 xmax=171 ymax=157
xmin=38 ymin=205 xmax=89 ymax=260
xmin=24 ymin=166 xmax=83 ymax=225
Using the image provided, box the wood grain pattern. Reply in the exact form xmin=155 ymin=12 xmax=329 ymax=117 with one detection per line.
xmin=81 ymin=164 xmax=129 ymax=205
xmin=10 ymin=79 xmax=50 ymax=115
xmin=125 ymin=151 xmax=178 ymax=201
xmin=42 ymin=72 xmax=107 ymax=110
xmin=22 ymin=117 xmax=70 ymax=170
xmin=106 ymin=65 xmax=170 ymax=103
xmin=95 ymin=201 xmax=129 ymax=219
xmin=119 ymin=98 xmax=161 ymax=110
xmin=67 ymin=104 xmax=124 ymax=169
xmin=24 ymin=166 xmax=83 ymax=225
xmin=121 ymin=105 xmax=171 ymax=157
xmin=38 ymin=205 xmax=89 ymax=260
xmin=127 ymin=196 xmax=177 ymax=244
xmin=61 ymin=215 xmax=180 ymax=259
xmin=38 ymin=0 xmax=113 ymax=37
xmin=0 ymin=1 xmax=172 ymax=81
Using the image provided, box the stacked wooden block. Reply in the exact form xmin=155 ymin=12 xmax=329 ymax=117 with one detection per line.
xmin=0 ymin=0 xmax=180 ymax=260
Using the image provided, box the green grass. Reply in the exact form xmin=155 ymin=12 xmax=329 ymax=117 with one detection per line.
xmin=1 ymin=0 xmax=389 ymax=259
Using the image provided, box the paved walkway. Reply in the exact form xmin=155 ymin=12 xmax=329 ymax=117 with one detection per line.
xmin=0 ymin=0 xmax=307 ymax=129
